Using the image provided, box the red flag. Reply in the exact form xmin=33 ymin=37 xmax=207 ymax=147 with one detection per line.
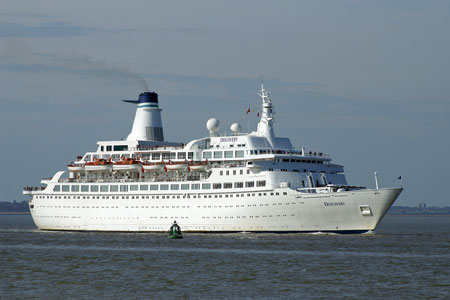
xmin=246 ymin=108 xmax=250 ymax=114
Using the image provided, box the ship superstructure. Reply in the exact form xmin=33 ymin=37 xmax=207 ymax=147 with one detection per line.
xmin=24 ymin=85 xmax=402 ymax=233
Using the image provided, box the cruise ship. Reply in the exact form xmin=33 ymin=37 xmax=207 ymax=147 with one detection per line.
xmin=23 ymin=85 xmax=402 ymax=233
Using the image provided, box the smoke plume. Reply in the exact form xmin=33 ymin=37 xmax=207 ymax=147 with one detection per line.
xmin=0 ymin=41 xmax=150 ymax=91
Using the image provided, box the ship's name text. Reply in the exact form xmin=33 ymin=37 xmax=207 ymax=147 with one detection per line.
xmin=220 ymin=137 xmax=238 ymax=142
xmin=323 ymin=201 xmax=346 ymax=207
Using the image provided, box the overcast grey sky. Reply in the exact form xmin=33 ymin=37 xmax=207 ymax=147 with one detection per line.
xmin=1 ymin=0 xmax=449 ymax=206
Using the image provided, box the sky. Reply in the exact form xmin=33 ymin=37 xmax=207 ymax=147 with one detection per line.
xmin=0 ymin=0 xmax=449 ymax=206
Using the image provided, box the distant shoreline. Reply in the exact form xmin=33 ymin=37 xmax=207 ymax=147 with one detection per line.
xmin=0 ymin=212 xmax=31 ymax=215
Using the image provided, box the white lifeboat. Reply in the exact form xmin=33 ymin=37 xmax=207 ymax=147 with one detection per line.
xmin=142 ymin=162 xmax=165 ymax=172
xmin=84 ymin=159 xmax=112 ymax=172
xmin=113 ymin=158 xmax=142 ymax=172
xmin=165 ymin=161 xmax=188 ymax=171
xmin=67 ymin=162 xmax=85 ymax=172
xmin=189 ymin=161 xmax=209 ymax=171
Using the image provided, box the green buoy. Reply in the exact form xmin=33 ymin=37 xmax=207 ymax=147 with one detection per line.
xmin=169 ymin=221 xmax=183 ymax=239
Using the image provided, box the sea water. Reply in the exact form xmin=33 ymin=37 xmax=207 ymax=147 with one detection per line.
xmin=1 ymin=215 xmax=449 ymax=299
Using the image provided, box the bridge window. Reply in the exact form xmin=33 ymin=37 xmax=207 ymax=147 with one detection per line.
xmin=203 ymin=152 xmax=212 ymax=159
xmin=234 ymin=182 xmax=243 ymax=188
xmin=202 ymin=183 xmax=211 ymax=190
xmin=53 ymin=185 xmax=60 ymax=192
xmin=113 ymin=145 xmax=128 ymax=151
xmin=177 ymin=152 xmax=186 ymax=159
xmin=214 ymin=151 xmax=223 ymax=159
xmin=130 ymin=185 xmax=138 ymax=191
xmin=256 ymin=180 xmax=266 ymax=187
xmin=224 ymin=151 xmax=233 ymax=158
xmin=150 ymin=184 xmax=158 ymax=191
xmin=90 ymin=185 xmax=99 ymax=192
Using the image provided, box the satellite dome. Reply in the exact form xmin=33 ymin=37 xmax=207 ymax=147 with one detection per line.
xmin=207 ymin=118 xmax=220 ymax=136
xmin=230 ymin=123 xmax=242 ymax=134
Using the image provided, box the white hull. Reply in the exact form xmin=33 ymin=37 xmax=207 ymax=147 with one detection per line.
xmin=29 ymin=187 xmax=401 ymax=233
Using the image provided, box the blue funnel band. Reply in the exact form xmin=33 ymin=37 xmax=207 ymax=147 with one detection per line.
xmin=123 ymin=92 xmax=158 ymax=104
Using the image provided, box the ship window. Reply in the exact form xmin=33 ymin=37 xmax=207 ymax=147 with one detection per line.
xmin=257 ymin=180 xmax=266 ymax=187
xmin=226 ymin=171 xmax=229 ymax=176
xmin=120 ymin=185 xmax=128 ymax=192
xmin=224 ymin=151 xmax=233 ymax=158
xmin=191 ymin=183 xmax=200 ymax=190
xmin=130 ymin=185 xmax=138 ymax=191
xmin=170 ymin=152 xmax=176 ymax=160
xmin=101 ymin=146 xmax=104 ymax=151
xmin=202 ymin=183 xmax=211 ymax=190
xmin=224 ymin=183 xmax=232 ymax=189
xmin=106 ymin=145 xmax=112 ymax=151
xmin=53 ymin=185 xmax=60 ymax=192
xmin=152 ymin=153 xmax=161 ymax=160
xmin=62 ymin=185 xmax=70 ymax=192
xmin=160 ymin=184 xmax=169 ymax=190
xmin=162 ymin=153 xmax=170 ymax=160
xmin=181 ymin=184 xmax=189 ymax=190
xmin=89 ymin=185 xmax=98 ymax=192
xmin=240 ymin=170 xmax=243 ymax=175
xmin=188 ymin=152 xmax=194 ymax=160
xmin=213 ymin=183 xmax=222 ymax=189
xmin=150 ymin=184 xmax=158 ymax=191
xmin=177 ymin=152 xmax=186 ymax=159
xmin=220 ymin=171 xmax=223 ymax=176
xmin=81 ymin=185 xmax=89 ymax=192
xmin=203 ymin=152 xmax=212 ymax=159
xmin=113 ymin=145 xmax=128 ymax=151
xmin=71 ymin=185 xmax=79 ymax=192
xmin=235 ymin=150 xmax=244 ymax=158
xmin=234 ymin=182 xmax=243 ymax=188
xmin=140 ymin=185 xmax=148 ymax=191
xmin=170 ymin=184 xmax=179 ymax=190
xmin=247 ymin=170 xmax=250 ymax=174
xmin=109 ymin=185 xmax=117 ymax=192
xmin=214 ymin=151 xmax=223 ymax=159
xmin=245 ymin=181 xmax=255 ymax=188
xmin=83 ymin=155 xmax=91 ymax=162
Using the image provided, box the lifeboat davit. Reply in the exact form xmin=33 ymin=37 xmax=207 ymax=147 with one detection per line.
xmin=113 ymin=158 xmax=142 ymax=172
xmin=67 ymin=162 xmax=85 ymax=172
xmin=85 ymin=159 xmax=112 ymax=172
xmin=142 ymin=162 xmax=165 ymax=172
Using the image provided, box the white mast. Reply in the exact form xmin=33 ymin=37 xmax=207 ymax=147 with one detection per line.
xmin=256 ymin=84 xmax=275 ymax=147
